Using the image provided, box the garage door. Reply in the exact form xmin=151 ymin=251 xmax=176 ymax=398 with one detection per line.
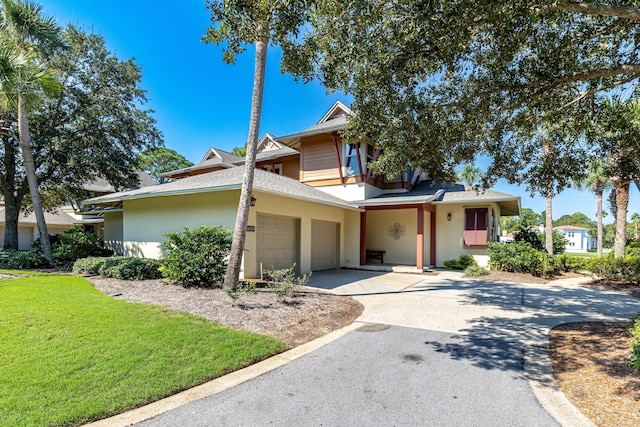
xmin=257 ymin=214 xmax=299 ymax=272
xmin=311 ymin=220 xmax=339 ymax=271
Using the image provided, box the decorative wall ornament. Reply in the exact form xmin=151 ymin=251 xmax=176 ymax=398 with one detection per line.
xmin=388 ymin=222 xmax=406 ymax=240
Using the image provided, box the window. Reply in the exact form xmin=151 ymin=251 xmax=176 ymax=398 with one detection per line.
xmin=345 ymin=143 xmax=361 ymax=176
xmin=567 ymin=231 xmax=574 ymax=238
xmin=464 ymin=208 xmax=489 ymax=246
xmin=258 ymin=163 xmax=282 ymax=175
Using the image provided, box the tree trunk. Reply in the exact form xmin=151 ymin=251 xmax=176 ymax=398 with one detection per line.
xmin=596 ymin=191 xmax=603 ymax=257
xmin=613 ymin=178 xmax=629 ymax=258
xmin=545 ymin=190 xmax=553 ymax=254
xmin=223 ymin=38 xmax=268 ymax=292
xmin=17 ymin=96 xmax=51 ymax=262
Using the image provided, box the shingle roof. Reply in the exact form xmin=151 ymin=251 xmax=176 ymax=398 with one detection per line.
xmin=161 ymin=148 xmax=242 ymax=177
xmin=83 ymin=167 xmax=358 ymax=211
xmin=83 ymin=171 xmax=156 ymax=193
xmin=554 ymin=225 xmax=589 ymax=231
xmin=0 ymin=207 xmax=77 ymax=226
xmin=276 ymin=115 xmax=349 ymax=148
xmin=353 ymin=180 xmax=521 ymax=215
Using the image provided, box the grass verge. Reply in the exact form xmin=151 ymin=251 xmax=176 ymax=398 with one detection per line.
xmin=0 ymin=274 xmax=287 ymax=426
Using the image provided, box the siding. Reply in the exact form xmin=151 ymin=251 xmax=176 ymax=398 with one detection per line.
xmin=301 ymin=136 xmax=340 ymax=181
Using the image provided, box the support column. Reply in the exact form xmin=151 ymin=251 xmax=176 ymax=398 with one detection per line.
xmin=417 ymin=207 xmax=424 ymax=270
xmin=430 ymin=211 xmax=436 ymax=266
xmin=360 ymin=211 xmax=367 ymax=266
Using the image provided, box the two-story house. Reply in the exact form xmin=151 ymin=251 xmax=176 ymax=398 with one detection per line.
xmin=553 ymin=225 xmax=594 ymax=253
xmin=84 ymin=101 xmax=520 ymax=277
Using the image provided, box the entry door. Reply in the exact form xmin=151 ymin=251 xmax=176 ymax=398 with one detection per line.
xmin=311 ymin=220 xmax=339 ymax=271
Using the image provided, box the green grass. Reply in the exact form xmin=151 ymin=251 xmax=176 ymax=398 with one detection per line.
xmin=567 ymin=251 xmax=599 ymax=258
xmin=0 ymin=274 xmax=287 ymax=426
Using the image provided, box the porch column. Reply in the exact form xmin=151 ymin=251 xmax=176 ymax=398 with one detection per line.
xmin=430 ymin=210 xmax=436 ymax=266
xmin=417 ymin=207 xmax=424 ymax=270
xmin=360 ymin=211 xmax=367 ymax=265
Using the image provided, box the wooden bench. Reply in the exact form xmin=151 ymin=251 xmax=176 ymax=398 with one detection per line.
xmin=366 ymin=249 xmax=386 ymax=264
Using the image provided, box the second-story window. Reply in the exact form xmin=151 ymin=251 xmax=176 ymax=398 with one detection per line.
xmin=345 ymin=143 xmax=360 ymax=176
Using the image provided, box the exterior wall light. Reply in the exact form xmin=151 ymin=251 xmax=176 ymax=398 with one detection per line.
xmin=250 ymin=197 xmax=256 ymax=206
xmin=447 ymin=212 xmax=452 ymax=221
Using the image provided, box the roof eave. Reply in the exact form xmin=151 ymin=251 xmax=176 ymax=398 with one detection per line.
xmin=83 ymin=184 xmax=243 ymax=206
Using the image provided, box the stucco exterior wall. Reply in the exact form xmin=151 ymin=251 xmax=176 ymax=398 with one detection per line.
xmin=435 ymin=203 xmax=501 ymax=268
xmin=365 ymin=208 xmax=423 ymax=265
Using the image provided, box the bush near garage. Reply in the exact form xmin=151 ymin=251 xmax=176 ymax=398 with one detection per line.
xmin=159 ymin=225 xmax=232 ymax=288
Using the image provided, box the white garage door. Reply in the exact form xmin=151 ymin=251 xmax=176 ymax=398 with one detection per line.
xmin=311 ymin=220 xmax=339 ymax=271
xmin=257 ymin=214 xmax=299 ymax=272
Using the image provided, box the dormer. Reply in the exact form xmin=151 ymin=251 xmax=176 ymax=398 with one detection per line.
xmin=161 ymin=147 xmax=241 ymax=180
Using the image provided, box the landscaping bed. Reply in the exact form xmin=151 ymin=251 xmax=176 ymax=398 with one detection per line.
xmin=89 ymin=276 xmax=364 ymax=347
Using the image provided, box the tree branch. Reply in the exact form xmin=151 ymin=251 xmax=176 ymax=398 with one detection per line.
xmin=558 ymin=2 xmax=640 ymax=21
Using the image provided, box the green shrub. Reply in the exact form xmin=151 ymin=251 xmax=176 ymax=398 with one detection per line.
xmin=554 ymin=254 xmax=593 ymax=272
xmin=589 ymin=257 xmax=640 ymax=284
xmin=226 ymin=280 xmax=258 ymax=301
xmin=264 ymin=264 xmax=311 ymax=299
xmin=488 ymin=242 xmax=555 ymax=277
xmin=443 ymin=254 xmax=477 ymax=270
xmin=159 ymin=226 xmax=232 ymax=288
xmin=463 ymin=265 xmax=490 ymax=277
xmin=629 ymin=312 xmax=640 ymax=373
xmin=34 ymin=226 xmax=113 ymax=268
xmin=514 ymin=227 xmax=567 ymax=254
xmin=72 ymin=256 xmax=161 ymax=280
xmin=0 ymin=250 xmax=49 ymax=269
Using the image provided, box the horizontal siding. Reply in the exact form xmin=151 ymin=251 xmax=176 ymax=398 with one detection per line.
xmin=302 ymin=137 xmax=340 ymax=181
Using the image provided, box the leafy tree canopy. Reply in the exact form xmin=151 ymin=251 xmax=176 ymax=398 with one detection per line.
xmin=137 ymin=147 xmax=193 ymax=184
xmin=553 ymin=212 xmax=595 ymax=229
xmin=283 ymin=1 xmax=640 ymax=193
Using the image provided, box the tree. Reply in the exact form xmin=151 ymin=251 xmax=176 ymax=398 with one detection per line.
xmin=0 ymin=24 xmax=161 ymax=249
xmin=632 ymin=213 xmax=640 ymax=238
xmin=231 ymin=144 xmax=246 ymax=157
xmin=0 ymin=0 xmax=66 ymax=261
xmin=203 ymin=0 xmax=309 ymax=292
xmin=137 ymin=147 xmax=193 ymax=184
xmin=457 ymin=164 xmax=483 ymax=187
xmin=575 ymin=159 xmax=612 ymax=256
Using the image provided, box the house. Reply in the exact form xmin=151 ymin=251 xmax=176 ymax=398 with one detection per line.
xmin=0 ymin=208 xmax=77 ymax=250
xmin=83 ymin=101 xmax=521 ymax=277
xmin=553 ymin=225 xmax=593 ymax=253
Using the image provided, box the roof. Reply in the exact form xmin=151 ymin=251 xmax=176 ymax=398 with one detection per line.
xmin=83 ymin=171 xmax=156 ymax=193
xmin=431 ymin=182 xmax=521 ymax=216
xmin=277 ymin=101 xmax=352 ymax=148
xmin=83 ymin=167 xmax=359 ymax=211
xmin=352 ymin=180 xmax=521 ymax=216
xmin=554 ymin=225 xmax=590 ymax=231
xmin=161 ymin=148 xmax=242 ymax=178
xmin=0 ymin=207 xmax=77 ymax=226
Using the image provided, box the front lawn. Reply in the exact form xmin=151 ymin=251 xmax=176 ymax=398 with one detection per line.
xmin=0 ymin=273 xmax=287 ymax=426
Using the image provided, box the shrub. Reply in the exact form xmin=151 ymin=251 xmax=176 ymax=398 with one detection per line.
xmin=159 ymin=226 xmax=232 ymax=288
xmin=554 ymin=254 xmax=593 ymax=272
xmin=264 ymin=264 xmax=311 ymax=299
xmin=589 ymin=257 xmax=640 ymax=284
xmin=34 ymin=226 xmax=113 ymax=268
xmin=443 ymin=254 xmax=477 ymax=271
xmin=463 ymin=265 xmax=489 ymax=277
xmin=488 ymin=242 xmax=555 ymax=277
xmin=226 ymin=280 xmax=257 ymax=301
xmin=72 ymin=256 xmax=161 ymax=280
xmin=629 ymin=312 xmax=640 ymax=373
xmin=513 ymin=227 xmax=567 ymax=254
xmin=0 ymin=250 xmax=49 ymax=269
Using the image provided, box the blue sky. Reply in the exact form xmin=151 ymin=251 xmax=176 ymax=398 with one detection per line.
xmin=43 ymin=0 xmax=640 ymax=223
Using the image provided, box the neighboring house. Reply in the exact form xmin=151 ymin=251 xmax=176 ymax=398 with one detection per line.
xmin=0 ymin=208 xmax=77 ymax=250
xmin=84 ymin=101 xmax=521 ymax=276
xmin=554 ymin=225 xmax=594 ymax=253
xmin=67 ymin=171 xmax=157 ymax=237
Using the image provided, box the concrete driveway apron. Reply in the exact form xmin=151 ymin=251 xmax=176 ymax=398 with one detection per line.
xmin=134 ymin=269 xmax=640 ymax=427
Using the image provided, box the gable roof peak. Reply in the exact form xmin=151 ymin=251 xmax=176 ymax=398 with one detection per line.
xmin=318 ymin=100 xmax=353 ymax=124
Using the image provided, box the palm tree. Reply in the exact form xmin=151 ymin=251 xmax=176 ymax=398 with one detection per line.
xmin=457 ymin=164 xmax=483 ymax=187
xmin=0 ymin=0 xmax=65 ymax=262
xmin=576 ymin=159 xmax=612 ymax=257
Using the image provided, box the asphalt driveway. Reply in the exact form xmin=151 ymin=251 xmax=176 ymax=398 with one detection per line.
xmin=103 ymin=269 xmax=640 ymax=426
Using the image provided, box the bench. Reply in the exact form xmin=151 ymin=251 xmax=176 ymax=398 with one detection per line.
xmin=366 ymin=249 xmax=386 ymax=264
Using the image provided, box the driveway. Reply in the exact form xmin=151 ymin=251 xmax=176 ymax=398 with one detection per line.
xmin=106 ymin=270 xmax=640 ymax=426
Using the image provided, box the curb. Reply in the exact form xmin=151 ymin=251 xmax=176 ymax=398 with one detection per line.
xmin=84 ymin=322 xmax=362 ymax=427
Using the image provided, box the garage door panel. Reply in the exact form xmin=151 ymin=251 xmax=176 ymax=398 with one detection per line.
xmin=257 ymin=214 xmax=299 ymax=273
